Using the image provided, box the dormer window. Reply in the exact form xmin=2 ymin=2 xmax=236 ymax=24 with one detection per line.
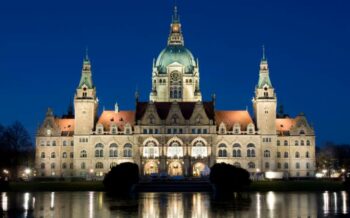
xmin=233 ymin=123 xmax=241 ymax=134
xmin=124 ymin=123 xmax=132 ymax=135
xmin=247 ymin=123 xmax=255 ymax=134
xmin=96 ymin=123 xmax=104 ymax=135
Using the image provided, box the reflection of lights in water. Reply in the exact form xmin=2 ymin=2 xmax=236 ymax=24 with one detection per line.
xmin=167 ymin=193 xmax=183 ymax=218
xmin=32 ymin=197 xmax=35 ymax=209
xmin=323 ymin=191 xmax=329 ymax=215
xmin=2 ymin=193 xmax=8 ymax=211
xmin=333 ymin=192 xmax=337 ymax=214
xmin=23 ymin=193 xmax=29 ymax=210
xmin=266 ymin=191 xmax=276 ymax=211
xmin=50 ymin=192 xmax=55 ymax=209
xmin=342 ymin=191 xmax=347 ymax=214
xmin=98 ymin=192 xmax=103 ymax=209
xmin=143 ymin=193 xmax=158 ymax=218
xmin=256 ymin=193 xmax=261 ymax=218
xmin=89 ymin=192 xmax=94 ymax=218
xmin=192 ymin=193 xmax=208 ymax=218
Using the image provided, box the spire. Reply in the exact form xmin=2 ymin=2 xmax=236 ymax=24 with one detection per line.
xmin=78 ymin=50 xmax=94 ymax=89
xmin=168 ymin=5 xmax=184 ymax=46
xmin=84 ymin=47 xmax=89 ymax=62
xmin=262 ymin=45 xmax=266 ymax=61
xmin=257 ymin=46 xmax=272 ymax=88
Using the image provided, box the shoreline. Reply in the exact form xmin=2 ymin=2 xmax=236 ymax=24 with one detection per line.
xmin=3 ymin=180 xmax=347 ymax=193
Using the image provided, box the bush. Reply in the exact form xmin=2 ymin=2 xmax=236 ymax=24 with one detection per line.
xmin=103 ymin=162 xmax=139 ymax=195
xmin=210 ymin=163 xmax=251 ymax=193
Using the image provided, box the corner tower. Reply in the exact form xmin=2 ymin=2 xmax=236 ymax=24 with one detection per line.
xmin=74 ymin=52 xmax=98 ymax=135
xmin=150 ymin=6 xmax=202 ymax=102
xmin=252 ymin=47 xmax=277 ymax=135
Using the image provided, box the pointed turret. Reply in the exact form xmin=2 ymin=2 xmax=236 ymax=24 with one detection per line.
xmin=168 ymin=5 xmax=184 ymax=46
xmin=257 ymin=45 xmax=273 ymax=89
xmin=78 ymin=49 xmax=94 ymax=89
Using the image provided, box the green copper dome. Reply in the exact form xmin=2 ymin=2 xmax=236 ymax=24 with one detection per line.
xmin=156 ymin=45 xmax=196 ymax=74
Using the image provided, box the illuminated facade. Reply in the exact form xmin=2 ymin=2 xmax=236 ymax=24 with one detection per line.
xmin=35 ymin=7 xmax=316 ymax=179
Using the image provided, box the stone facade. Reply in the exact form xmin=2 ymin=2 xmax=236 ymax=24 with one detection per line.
xmin=35 ymin=7 xmax=316 ymax=179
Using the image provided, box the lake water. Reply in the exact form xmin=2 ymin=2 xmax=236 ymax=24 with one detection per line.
xmin=0 ymin=191 xmax=348 ymax=217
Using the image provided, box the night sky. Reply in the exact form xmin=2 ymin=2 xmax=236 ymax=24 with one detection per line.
xmin=0 ymin=0 xmax=349 ymax=146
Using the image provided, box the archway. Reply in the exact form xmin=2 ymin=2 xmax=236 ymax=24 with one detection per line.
xmin=192 ymin=162 xmax=210 ymax=177
xmin=168 ymin=161 xmax=183 ymax=176
xmin=144 ymin=161 xmax=159 ymax=175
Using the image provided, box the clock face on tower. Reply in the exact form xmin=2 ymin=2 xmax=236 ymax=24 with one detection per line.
xmin=170 ymin=71 xmax=180 ymax=81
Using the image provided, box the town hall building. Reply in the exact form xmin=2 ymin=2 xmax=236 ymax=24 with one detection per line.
xmin=35 ymin=6 xmax=316 ymax=179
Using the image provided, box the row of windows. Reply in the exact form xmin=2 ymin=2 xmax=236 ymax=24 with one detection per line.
xmin=277 ymin=140 xmax=311 ymax=146
xmin=95 ymin=127 xmax=132 ymax=135
xmin=40 ymin=162 xmax=118 ymax=170
xmin=40 ymin=163 xmax=73 ymax=169
xmin=263 ymin=138 xmax=272 ymax=143
xmin=40 ymin=140 xmax=73 ymax=146
xmin=79 ymin=138 xmax=88 ymax=143
xmin=41 ymin=152 xmax=74 ymax=159
xmin=276 ymin=162 xmax=311 ymax=169
xmin=277 ymin=151 xmax=310 ymax=158
xmin=143 ymin=128 xmax=209 ymax=135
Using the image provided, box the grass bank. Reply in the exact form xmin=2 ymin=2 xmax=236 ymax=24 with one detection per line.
xmin=5 ymin=180 xmax=347 ymax=192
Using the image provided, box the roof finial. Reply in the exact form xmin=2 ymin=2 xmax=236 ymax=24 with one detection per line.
xmin=172 ymin=1 xmax=179 ymax=23
xmin=262 ymin=44 xmax=266 ymax=61
xmin=85 ymin=47 xmax=89 ymax=61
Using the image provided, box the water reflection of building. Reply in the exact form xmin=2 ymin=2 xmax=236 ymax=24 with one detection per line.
xmin=0 ymin=192 xmax=349 ymax=217
xmin=34 ymin=6 xmax=316 ymax=180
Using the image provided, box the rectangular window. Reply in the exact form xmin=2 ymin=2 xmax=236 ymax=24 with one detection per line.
xmin=192 ymin=129 xmax=196 ymax=134
xmin=197 ymin=129 xmax=202 ymax=134
xmin=149 ymin=129 xmax=153 ymax=134
xmin=167 ymin=129 xmax=171 ymax=134
xmin=155 ymin=129 xmax=159 ymax=134
xmin=203 ymin=129 xmax=208 ymax=134
xmin=179 ymin=128 xmax=183 ymax=134
xmin=143 ymin=129 xmax=147 ymax=134
xmin=173 ymin=129 xmax=177 ymax=134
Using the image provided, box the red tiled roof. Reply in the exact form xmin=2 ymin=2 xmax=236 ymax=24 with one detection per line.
xmin=276 ymin=118 xmax=295 ymax=131
xmin=55 ymin=118 xmax=75 ymax=136
xmin=215 ymin=111 xmax=253 ymax=130
xmin=98 ymin=111 xmax=135 ymax=130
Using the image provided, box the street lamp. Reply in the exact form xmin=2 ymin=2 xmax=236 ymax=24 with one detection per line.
xmin=341 ymin=169 xmax=346 ymax=173
xmin=25 ymin=168 xmax=31 ymax=175
xmin=3 ymin=169 xmax=9 ymax=174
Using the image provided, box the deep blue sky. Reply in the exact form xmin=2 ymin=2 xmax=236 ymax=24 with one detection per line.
xmin=0 ymin=0 xmax=349 ymax=146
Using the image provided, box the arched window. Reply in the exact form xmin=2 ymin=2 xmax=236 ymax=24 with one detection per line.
xmin=233 ymin=149 xmax=241 ymax=157
xmin=70 ymin=152 xmax=74 ymax=158
xmin=306 ymin=151 xmax=310 ymax=158
xmin=51 ymin=163 xmax=55 ymax=169
xmin=233 ymin=143 xmax=241 ymax=148
xmin=62 ymin=163 xmax=67 ymax=169
xmin=306 ymin=140 xmax=311 ymax=146
xmin=264 ymin=150 xmax=270 ymax=158
xmin=80 ymin=150 xmax=87 ymax=158
xmin=109 ymin=143 xmax=118 ymax=157
xmin=296 ymin=162 xmax=300 ymax=169
xmin=191 ymin=140 xmax=207 ymax=158
xmin=62 ymin=152 xmax=67 ymax=158
xmin=41 ymin=152 xmax=45 ymax=158
xmin=300 ymin=130 xmax=305 ymax=135
xmin=301 ymin=140 xmax=305 ymax=146
xmin=295 ymin=141 xmax=299 ymax=146
xmin=234 ymin=162 xmax=241 ymax=168
xmin=306 ymin=162 xmax=310 ymax=169
xmin=295 ymin=152 xmax=300 ymax=158
xmin=284 ymin=163 xmax=289 ymax=169
xmin=247 ymin=143 xmax=255 ymax=157
xmin=248 ymin=162 xmax=255 ymax=169
xmin=284 ymin=140 xmax=288 ymax=146
xmin=123 ymin=143 xmax=133 ymax=157
xmin=51 ymin=152 xmax=56 ymax=158
xmin=63 ymin=141 xmax=67 ymax=146
xmin=95 ymin=143 xmax=104 ymax=157
xmin=81 ymin=162 xmax=86 ymax=169
xmin=284 ymin=152 xmax=288 ymax=158
xmin=95 ymin=162 xmax=103 ymax=169
xmin=167 ymin=141 xmax=183 ymax=158
xmin=277 ymin=162 xmax=281 ymax=169
xmin=277 ymin=140 xmax=280 ymax=146
xmin=218 ymin=144 xmax=227 ymax=157
xmin=277 ymin=152 xmax=281 ymax=158
xmin=265 ymin=162 xmax=270 ymax=169
xmin=41 ymin=163 xmax=45 ymax=169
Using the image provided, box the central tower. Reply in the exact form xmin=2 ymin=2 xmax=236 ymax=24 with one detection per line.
xmin=150 ymin=6 xmax=202 ymax=102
